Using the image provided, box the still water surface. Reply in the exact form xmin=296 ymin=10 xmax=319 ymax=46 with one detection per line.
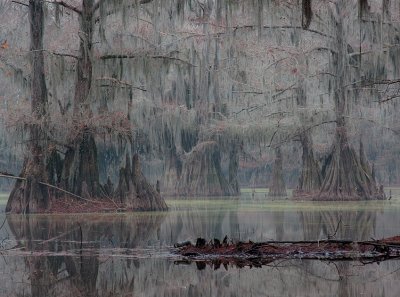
xmin=0 ymin=189 xmax=400 ymax=296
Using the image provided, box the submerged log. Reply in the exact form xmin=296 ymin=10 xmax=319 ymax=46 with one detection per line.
xmin=174 ymin=236 xmax=400 ymax=269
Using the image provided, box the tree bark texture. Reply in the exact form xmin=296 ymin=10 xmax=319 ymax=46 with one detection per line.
xmin=318 ymin=131 xmax=385 ymax=200
xmin=115 ymin=154 xmax=168 ymax=210
xmin=269 ymin=147 xmax=287 ymax=197
xmin=62 ymin=0 xmax=99 ymax=198
xmin=74 ymin=0 xmax=94 ymax=116
xmin=228 ymin=143 xmax=240 ymax=195
xmin=302 ymin=0 xmax=312 ymax=29
xmin=294 ymin=74 xmax=322 ymax=197
xmin=294 ymin=132 xmax=322 ymax=196
xmin=176 ymin=141 xmax=236 ymax=196
xmin=316 ymin=2 xmax=385 ymax=201
xmin=161 ymin=128 xmax=182 ymax=195
xmin=7 ymin=0 xmax=49 ymax=213
xmin=61 ymin=129 xmax=100 ymax=197
xmin=162 ymin=148 xmax=182 ymax=195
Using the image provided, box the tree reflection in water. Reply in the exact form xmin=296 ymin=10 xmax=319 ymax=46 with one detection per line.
xmin=299 ymin=208 xmax=380 ymax=297
xmin=6 ymin=213 xmax=165 ymax=297
xmin=1 ymin=203 xmax=400 ymax=297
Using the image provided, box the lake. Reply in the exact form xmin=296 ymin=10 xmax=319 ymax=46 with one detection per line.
xmin=0 ymin=188 xmax=400 ymax=297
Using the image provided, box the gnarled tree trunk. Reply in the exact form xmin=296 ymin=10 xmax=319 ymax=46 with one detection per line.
xmin=228 ymin=142 xmax=240 ymax=195
xmin=294 ymin=132 xmax=322 ymax=197
xmin=318 ymin=131 xmax=385 ymax=200
xmin=316 ymin=2 xmax=385 ymax=201
xmin=115 ymin=154 xmax=168 ymax=210
xmin=269 ymin=147 xmax=287 ymax=197
xmin=177 ymin=141 xmax=235 ymax=197
xmin=162 ymin=148 xmax=182 ymax=195
xmin=61 ymin=0 xmax=100 ymax=198
xmin=161 ymin=128 xmax=182 ymax=195
xmin=61 ymin=129 xmax=99 ymax=197
xmin=7 ymin=0 xmax=49 ymax=213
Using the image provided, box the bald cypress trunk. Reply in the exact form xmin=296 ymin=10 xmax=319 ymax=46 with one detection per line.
xmin=302 ymin=0 xmax=312 ymax=29
xmin=115 ymin=154 xmax=168 ymax=210
xmin=294 ymin=132 xmax=322 ymax=196
xmin=293 ymin=69 xmax=322 ymax=197
xmin=61 ymin=0 xmax=100 ymax=198
xmin=269 ymin=147 xmax=287 ymax=197
xmin=228 ymin=143 xmax=240 ymax=195
xmin=177 ymin=141 xmax=235 ymax=196
xmin=317 ymin=2 xmax=385 ymax=201
xmin=7 ymin=0 xmax=49 ymax=213
xmin=59 ymin=1 xmax=167 ymax=210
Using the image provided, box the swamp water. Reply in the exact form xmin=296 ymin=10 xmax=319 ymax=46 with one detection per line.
xmin=0 ymin=189 xmax=400 ymax=296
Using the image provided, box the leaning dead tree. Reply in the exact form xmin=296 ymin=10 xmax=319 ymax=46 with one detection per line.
xmin=6 ymin=0 xmax=49 ymax=213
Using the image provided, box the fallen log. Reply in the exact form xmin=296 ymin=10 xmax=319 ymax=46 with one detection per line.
xmin=174 ymin=236 xmax=400 ymax=270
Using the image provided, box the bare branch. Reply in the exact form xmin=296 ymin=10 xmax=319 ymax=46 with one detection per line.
xmin=267 ymin=120 xmax=337 ymax=149
xmin=45 ymin=1 xmax=82 ymax=15
xmin=231 ymin=91 xmax=263 ymax=95
xmin=230 ymin=24 xmax=332 ymax=39
xmin=11 ymin=0 xmax=28 ymax=7
xmin=100 ymin=53 xmax=198 ymax=67
xmin=369 ymin=79 xmax=400 ymax=85
xmin=272 ymin=83 xmax=297 ymax=99
xmin=378 ymin=95 xmax=400 ymax=103
xmin=93 ymin=0 xmax=154 ymax=13
xmin=0 ymin=174 xmax=96 ymax=202
xmin=50 ymin=51 xmax=79 ymax=59
xmin=96 ymin=77 xmax=147 ymax=91
xmin=30 ymin=49 xmax=79 ymax=59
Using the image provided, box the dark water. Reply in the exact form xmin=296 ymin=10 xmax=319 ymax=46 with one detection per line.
xmin=1 ymin=190 xmax=400 ymax=297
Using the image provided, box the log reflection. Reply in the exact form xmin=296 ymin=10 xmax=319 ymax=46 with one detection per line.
xmin=301 ymin=208 xmax=378 ymax=297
